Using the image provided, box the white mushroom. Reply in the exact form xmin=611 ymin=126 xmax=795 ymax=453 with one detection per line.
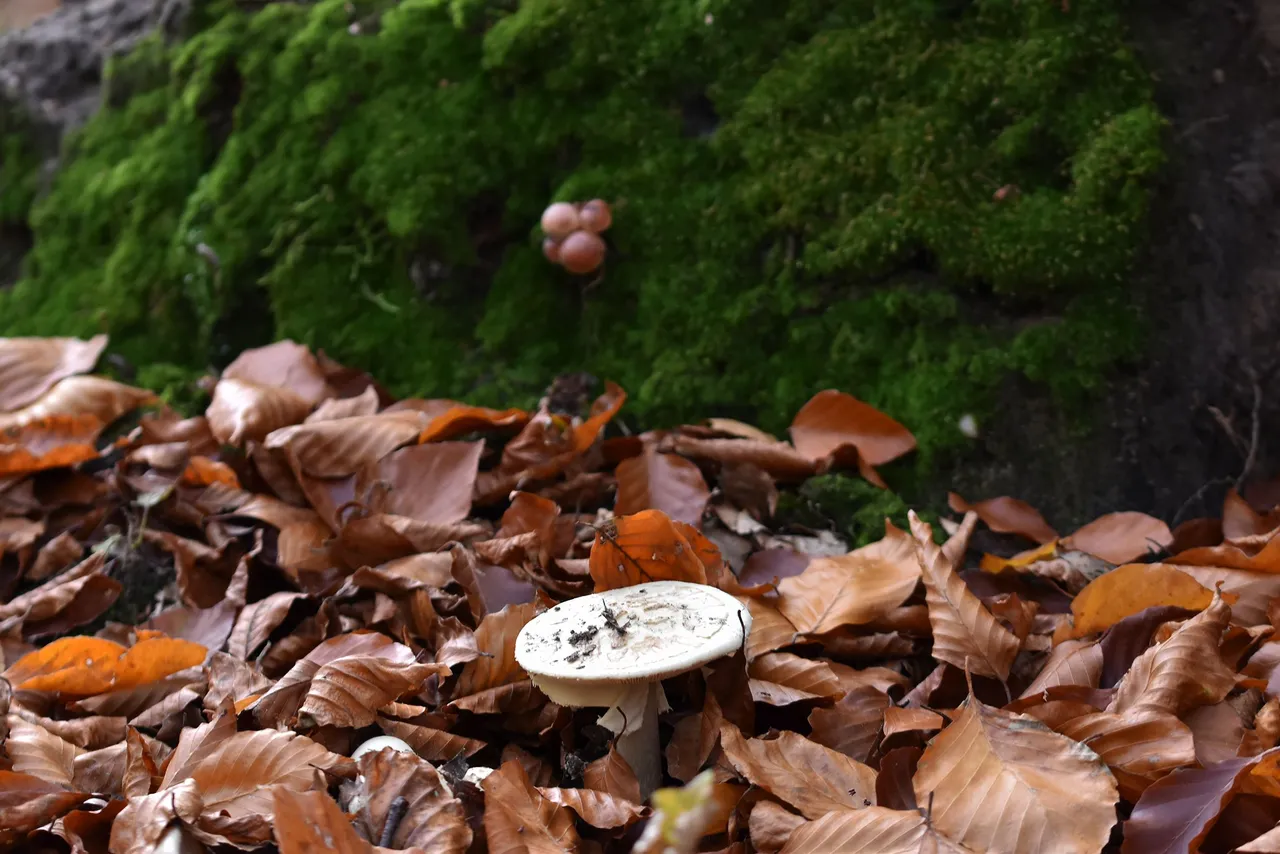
xmin=344 ymin=734 xmax=418 ymax=813
xmin=463 ymin=765 xmax=496 ymax=788
xmin=515 ymin=580 xmax=751 ymax=798
xmin=351 ymin=734 xmax=415 ymax=761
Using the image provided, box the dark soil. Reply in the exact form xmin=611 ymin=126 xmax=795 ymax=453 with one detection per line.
xmin=948 ymin=0 xmax=1280 ymax=529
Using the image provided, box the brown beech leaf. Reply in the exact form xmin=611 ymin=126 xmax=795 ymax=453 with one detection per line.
xmin=749 ymin=800 xmax=807 ymax=854
xmin=0 ymin=770 xmax=90 ymax=843
xmin=0 ymin=334 xmax=107 ymax=412
xmin=779 ymin=806 xmax=972 ymax=854
xmin=1121 ymin=755 xmax=1265 ymax=853
xmin=807 ymin=686 xmax=891 ymax=762
xmin=1020 ymin=638 xmax=1103 ymax=697
xmin=1062 ymin=511 xmax=1172 ymax=565
xmin=789 ymin=389 xmax=916 ymax=467
xmin=55 ymin=798 xmax=128 ymax=853
xmin=185 ymin=729 xmax=348 ymax=820
xmin=910 ymin=511 xmax=1020 ymax=681
xmin=665 ymin=434 xmax=817 ymax=482
xmin=913 ymin=694 xmax=1118 ymax=854
xmin=948 ymin=492 xmax=1058 ymax=544
xmin=537 ymin=786 xmax=648 ymax=829
xmin=265 ymin=410 xmax=430 ymax=478
xmin=418 ymin=404 xmax=529 ymax=443
xmin=455 ymin=602 xmax=540 ymax=699
xmin=1056 ymin=710 xmax=1197 ymax=801
xmin=1064 ymin=563 xmax=1215 ymax=640
xmin=881 ymin=707 xmax=944 ymax=737
xmin=221 ymin=340 xmax=333 ymax=406
xmin=719 ymin=725 xmax=877 ymax=818
xmin=307 ymin=385 xmax=380 ymax=422
xmin=109 ymin=778 xmax=204 ymax=854
xmin=483 ymin=759 xmax=580 ymax=854
xmin=1170 ymin=531 xmax=1280 ymax=573
xmin=227 ymin=592 xmax=305 ymax=660
xmin=741 ymin=597 xmax=798 ymax=662
xmin=0 ymin=555 xmax=122 ymax=638
xmin=377 ymin=716 xmax=487 ymax=760
xmin=0 ymin=375 xmax=156 ymax=431
xmin=776 ymin=521 xmax=919 ymax=636
xmin=614 ymin=447 xmax=711 ymax=526
xmin=0 ymin=414 xmax=103 ymax=474
xmin=355 ymin=749 xmax=471 ymax=851
xmin=1175 ymin=566 xmax=1280 ymax=627
xmin=1106 ymin=588 xmax=1236 ymax=717
xmin=254 ymin=631 xmax=437 ymax=729
xmin=4 ymin=715 xmax=80 ymax=786
xmin=584 ymin=744 xmax=642 ymax=803
xmin=207 ymin=378 xmax=312 ymax=447
xmin=273 ymin=788 xmax=372 ymax=854
xmin=357 ymin=441 xmax=483 ymax=523
xmin=588 ymin=509 xmax=708 ymax=591
xmin=748 ymin=652 xmax=842 ymax=699
xmin=16 ymin=713 xmax=126 ymax=749
xmin=1242 ymin=826 xmax=1280 ymax=854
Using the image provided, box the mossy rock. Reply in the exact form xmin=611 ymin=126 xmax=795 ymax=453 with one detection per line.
xmin=0 ymin=0 xmax=1164 ymax=496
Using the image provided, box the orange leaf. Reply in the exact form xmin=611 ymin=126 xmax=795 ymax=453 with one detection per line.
xmin=418 ymin=405 xmax=529 ymax=443
xmin=776 ymin=521 xmax=920 ymax=635
xmin=571 ymin=381 xmax=626 ymax=453
xmin=1061 ymin=511 xmax=1172 ymax=564
xmin=273 ymin=788 xmax=372 ymax=854
xmin=588 ymin=509 xmax=708 ymax=591
xmin=6 ymin=635 xmax=206 ymax=695
xmin=0 ymin=414 xmax=103 ymax=475
xmin=789 ymin=389 xmax=916 ymax=467
xmin=1063 ymin=563 xmax=1218 ymax=640
xmin=180 ymin=456 xmax=241 ymax=488
xmin=614 ymin=447 xmax=710 ymax=526
xmin=947 ymin=492 xmax=1057 ymax=544
xmin=979 ymin=540 xmax=1059 ymax=574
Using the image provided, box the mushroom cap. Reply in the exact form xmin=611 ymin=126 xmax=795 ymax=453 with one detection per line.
xmin=541 ymin=202 xmax=581 ymax=239
xmin=352 ymin=734 xmax=414 ymax=760
xmin=515 ymin=581 xmax=751 ymax=707
xmin=559 ymin=230 xmax=606 ymax=274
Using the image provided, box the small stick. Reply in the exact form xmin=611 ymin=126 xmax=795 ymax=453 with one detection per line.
xmin=380 ymin=796 xmax=409 ymax=847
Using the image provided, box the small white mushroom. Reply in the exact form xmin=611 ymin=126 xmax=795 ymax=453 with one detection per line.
xmin=463 ymin=765 xmax=495 ymax=788
xmin=515 ymin=580 xmax=751 ymax=799
xmin=351 ymin=734 xmax=414 ymax=761
xmin=344 ymin=735 xmax=418 ymax=812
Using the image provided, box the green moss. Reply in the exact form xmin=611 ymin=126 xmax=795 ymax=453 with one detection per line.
xmin=0 ymin=110 xmax=41 ymax=224
xmin=776 ymin=473 xmax=923 ymax=548
xmin=0 ymin=0 xmax=1164 ymax=475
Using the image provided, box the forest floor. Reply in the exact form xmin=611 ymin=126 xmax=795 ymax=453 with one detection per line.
xmin=1 ymin=335 xmax=1279 ymax=852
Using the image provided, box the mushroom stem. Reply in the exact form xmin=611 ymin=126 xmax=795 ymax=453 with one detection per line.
xmin=613 ymin=682 xmax=663 ymax=799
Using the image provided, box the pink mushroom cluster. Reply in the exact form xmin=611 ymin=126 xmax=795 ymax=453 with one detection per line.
xmin=540 ymin=199 xmax=612 ymax=274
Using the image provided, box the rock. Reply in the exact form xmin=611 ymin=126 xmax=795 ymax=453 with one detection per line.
xmin=0 ymin=0 xmax=187 ymax=137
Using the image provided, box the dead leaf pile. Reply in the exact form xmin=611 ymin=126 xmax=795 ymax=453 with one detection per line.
xmin=1 ymin=335 xmax=1279 ymax=852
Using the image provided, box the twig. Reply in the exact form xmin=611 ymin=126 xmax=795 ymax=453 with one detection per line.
xmin=379 ymin=796 xmax=409 ymax=846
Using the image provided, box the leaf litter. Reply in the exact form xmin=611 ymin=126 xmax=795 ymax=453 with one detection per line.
xmin=1 ymin=334 xmax=1280 ymax=852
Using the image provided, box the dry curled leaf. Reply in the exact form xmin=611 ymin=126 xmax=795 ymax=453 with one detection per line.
xmin=614 ymin=447 xmax=711 ymax=526
xmin=948 ymin=492 xmax=1057 ymax=544
xmin=483 ymin=759 xmax=581 ymax=854
xmin=719 ymin=725 xmax=877 ymax=819
xmin=789 ymin=389 xmax=916 ymax=468
xmin=779 ymin=806 xmax=973 ymax=854
xmin=273 ymin=788 xmax=372 ymax=854
xmin=776 ymin=521 xmax=919 ymax=635
xmin=913 ymin=694 xmax=1118 ymax=854
xmin=0 ymin=334 xmax=107 ymax=413
xmin=910 ymin=512 xmax=1020 ymax=681
xmin=355 ymin=748 xmax=471 ymax=851
xmin=1064 ymin=563 xmax=1217 ymax=640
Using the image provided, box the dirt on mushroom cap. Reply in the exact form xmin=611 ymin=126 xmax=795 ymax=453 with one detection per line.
xmin=515 ymin=581 xmax=751 ymax=687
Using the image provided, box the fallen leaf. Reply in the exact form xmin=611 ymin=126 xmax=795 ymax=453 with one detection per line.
xmin=4 ymin=715 xmax=80 ymax=786
xmin=749 ymin=800 xmax=806 ymax=853
xmin=1062 ymin=512 xmax=1173 ymax=564
xmin=377 ymin=717 xmax=487 ymax=760
xmin=583 ymin=744 xmax=641 ymax=803
xmin=455 ymin=602 xmax=540 ymax=700
xmin=807 ymin=686 xmax=892 ymax=763
xmin=588 ymin=509 xmax=708 ymax=591
xmin=207 ymin=378 xmax=312 ymax=447
xmin=778 ymin=806 xmax=972 ymax=854
xmin=0 ymin=375 xmax=155 ymax=432
xmin=273 ymin=788 xmax=372 ymax=854
xmin=482 ymin=759 xmax=580 ymax=853
xmin=0 ymin=334 xmax=107 ymax=412
xmin=221 ymin=340 xmax=333 ymax=407
xmin=719 ymin=725 xmax=877 ymax=818
xmin=913 ymin=694 xmax=1118 ymax=854
xmin=266 ymin=410 xmax=430 ymax=478
xmin=5 ymin=634 xmax=206 ymax=695
xmin=0 ymin=414 xmax=103 ymax=475
xmin=776 ymin=521 xmax=919 ymax=635
xmin=910 ymin=512 xmax=1020 ymax=681
xmin=948 ymin=493 xmax=1057 ymax=544
xmin=614 ymin=447 xmax=711 ymax=526
xmin=356 ymin=441 xmax=483 ymax=523
xmin=882 ymin=707 xmax=944 ymax=737
xmin=1121 ymin=755 xmax=1265 ymax=854
xmin=355 ymin=748 xmax=471 ymax=851
xmin=1064 ymin=563 xmax=1216 ymax=640
xmin=109 ymin=778 xmax=204 ymax=854
xmin=1056 ymin=710 xmax=1197 ymax=801
xmin=789 ymin=389 xmax=916 ymax=467
xmin=537 ymin=786 xmax=648 ymax=828
xmin=1020 ymin=638 xmax=1103 ymax=697
xmin=1106 ymin=588 xmax=1236 ymax=717
xmin=419 ymin=405 xmax=529 ymax=443
xmin=748 ymin=652 xmax=842 ymax=699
